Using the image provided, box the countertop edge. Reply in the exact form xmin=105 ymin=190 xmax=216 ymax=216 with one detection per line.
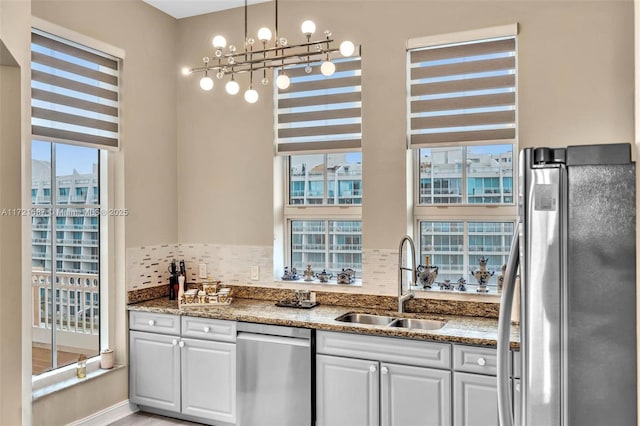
xmin=127 ymin=298 xmax=520 ymax=350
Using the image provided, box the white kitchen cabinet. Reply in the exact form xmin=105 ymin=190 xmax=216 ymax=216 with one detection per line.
xmin=129 ymin=330 xmax=181 ymax=412
xmin=453 ymin=371 xmax=498 ymax=426
xmin=181 ymin=337 xmax=236 ymax=423
xmin=452 ymin=344 xmax=499 ymax=426
xmin=381 ymin=362 xmax=451 ymax=426
xmin=316 ymin=354 xmax=379 ymax=426
xmin=316 ymin=331 xmax=452 ymax=426
xmin=129 ymin=312 xmax=237 ymax=425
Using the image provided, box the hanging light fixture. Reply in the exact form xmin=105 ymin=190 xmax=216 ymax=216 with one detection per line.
xmin=183 ymin=0 xmax=357 ymax=103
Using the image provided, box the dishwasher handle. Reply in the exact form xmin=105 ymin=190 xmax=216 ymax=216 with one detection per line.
xmin=237 ymin=331 xmax=310 ymax=348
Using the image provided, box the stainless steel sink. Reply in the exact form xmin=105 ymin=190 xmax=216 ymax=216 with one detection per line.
xmin=334 ymin=313 xmax=396 ymax=325
xmin=334 ymin=312 xmax=446 ymax=330
xmin=388 ymin=318 xmax=446 ymax=330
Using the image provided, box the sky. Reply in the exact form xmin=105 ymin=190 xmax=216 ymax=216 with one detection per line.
xmin=32 ymin=140 xmax=98 ymax=176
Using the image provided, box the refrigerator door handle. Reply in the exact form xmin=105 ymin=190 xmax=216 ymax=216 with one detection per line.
xmin=498 ymin=229 xmax=520 ymax=426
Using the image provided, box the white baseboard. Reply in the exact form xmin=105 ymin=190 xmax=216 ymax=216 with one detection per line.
xmin=69 ymin=399 xmax=138 ymax=426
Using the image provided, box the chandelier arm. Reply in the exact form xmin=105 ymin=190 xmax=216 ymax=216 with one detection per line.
xmin=217 ymin=39 xmax=336 ymax=60
xmin=191 ymin=47 xmax=341 ymax=74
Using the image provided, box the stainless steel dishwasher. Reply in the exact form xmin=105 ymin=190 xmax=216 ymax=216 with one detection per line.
xmin=236 ymin=322 xmax=313 ymax=426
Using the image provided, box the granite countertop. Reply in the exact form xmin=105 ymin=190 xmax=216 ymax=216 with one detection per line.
xmin=128 ymin=297 xmax=520 ymax=350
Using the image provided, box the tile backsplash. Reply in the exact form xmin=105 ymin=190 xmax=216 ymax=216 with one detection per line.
xmin=126 ymin=243 xmax=397 ymax=295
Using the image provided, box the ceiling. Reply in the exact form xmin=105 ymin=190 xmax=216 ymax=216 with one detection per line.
xmin=143 ymin=0 xmax=271 ymax=19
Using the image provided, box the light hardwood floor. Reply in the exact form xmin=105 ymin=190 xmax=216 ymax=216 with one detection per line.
xmin=109 ymin=412 xmax=205 ymax=425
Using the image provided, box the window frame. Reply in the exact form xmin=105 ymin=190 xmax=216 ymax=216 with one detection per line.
xmin=282 ymin=154 xmax=363 ymax=282
xmin=30 ymin=18 xmax=124 ymax=392
xmin=30 ymin=141 xmax=103 ymax=375
xmin=409 ymin=24 xmax=519 ymax=292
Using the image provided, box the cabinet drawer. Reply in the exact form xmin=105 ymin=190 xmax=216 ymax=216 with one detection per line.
xmin=181 ymin=316 xmax=236 ymax=342
xmin=453 ymin=345 xmax=497 ymax=375
xmin=130 ymin=311 xmax=180 ymax=335
xmin=316 ymin=331 xmax=451 ymax=370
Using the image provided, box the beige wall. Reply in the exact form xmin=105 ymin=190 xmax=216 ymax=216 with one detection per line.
xmin=176 ymin=0 xmax=634 ymax=249
xmin=32 ymin=0 xmax=180 ymax=248
xmin=0 ymin=0 xmax=635 ymax=424
xmin=28 ymin=0 xmax=178 ymax=424
xmin=0 ymin=0 xmax=32 ymax=424
xmin=0 ymin=62 xmax=25 ymax=426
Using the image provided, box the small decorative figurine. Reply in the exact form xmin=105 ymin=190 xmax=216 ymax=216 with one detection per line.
xmin=417 ymin=265 xmax=439 ymax=289
xmin=281 ymin=266 xmax=300 ymax=281
xmin=497 ymin=264 xmax=507 ymax=292
xmin=303 ymin=264 xmax=315 ymax=281
xmin=472 ymin=256 xmax=495 ymax=293
xmin=456 ymin=277 xmax=467 ymax=292
xmin=439 ymin=279 xmax=452 ymax=290
xmin=337 ymin=268 xmax=355 ymax=284
xmin=416 ymin=256 xmax=438 ymax=289
xmin=316 ymin=269 xmax=333 ymax=283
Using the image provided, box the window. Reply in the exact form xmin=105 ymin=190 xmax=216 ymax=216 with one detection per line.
xmin=408 ymin=25 xmax=517 ymax=291
xmin=31 ymin=141 xmax=102 ymax=374
xmin=286 ymin=153 xmax=363 ymax=277
xmin=30 ymin=27 xmax=120 ymax=376
xmin=277 ymin=56 xmax=363 ymax=281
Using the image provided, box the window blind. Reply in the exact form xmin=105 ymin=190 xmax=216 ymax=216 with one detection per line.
xmin=31 ymin=30 xmax=120 ymax=150
xmin=276 ymin=57 xmax=361 ymax=155
xmin=408 ymin=36 xmax=516 ymax=147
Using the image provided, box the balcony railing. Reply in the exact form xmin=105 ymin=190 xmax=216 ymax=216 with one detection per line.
xmin=32 ymin=271 xmax=99 ymax=336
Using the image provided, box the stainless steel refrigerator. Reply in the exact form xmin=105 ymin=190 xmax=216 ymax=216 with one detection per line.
xmin=497 ymin=144 xmax=637 ymax=426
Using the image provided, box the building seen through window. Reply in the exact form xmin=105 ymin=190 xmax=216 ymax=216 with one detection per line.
xmin=287 ymin=153 xmax=362 ymax=278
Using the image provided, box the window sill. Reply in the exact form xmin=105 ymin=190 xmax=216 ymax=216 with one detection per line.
xmin=32 ymin=356 xmax=124 ymax=401
xmin=274 ymin=279 xmax=362 ymax=287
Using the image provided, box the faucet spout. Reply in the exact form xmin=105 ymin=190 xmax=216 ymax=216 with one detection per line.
xmin=398 ymin=235 xmax=416 ymax=313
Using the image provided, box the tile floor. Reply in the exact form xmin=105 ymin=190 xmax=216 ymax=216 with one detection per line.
xmin=108 ymin=411 xmax=204 ymax=425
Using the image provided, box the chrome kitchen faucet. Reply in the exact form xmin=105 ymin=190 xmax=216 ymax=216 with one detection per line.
xmin=397 ymin=235 xmax=416 ymax=313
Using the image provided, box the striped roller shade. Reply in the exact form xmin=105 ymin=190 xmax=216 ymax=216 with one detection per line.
xmin=31 ymin=30 xmax=120 ymax=150
xmin=408 ymin=37 xmax=516 ymax=147
xmin=276 ymin=57 xmax=361 ymax=154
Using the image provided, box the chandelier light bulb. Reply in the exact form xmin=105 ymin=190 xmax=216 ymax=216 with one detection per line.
xmin=276 ymin=74 xmax=291 ymax=90
xmin=321 ymin=60 xmax=336 ymax=76
xmin=181 ymin=67 xmax=191 ymax=76
xmin=200 ymin=75 xmax=214 ymax=91
xmin=212 ymin=35 xmax=227 ymax=49
xmin=225 ymin=79 xmax=240 ymax=95
xmin=257 ymin=27 xmax=272 ymax=42
xmin=244 ymin=88 xmax=259 ymax=103
xmin=301 ymin=20 xmax=316 ymax=36
xmin=339 ymin=40 xmax=356 ymax=57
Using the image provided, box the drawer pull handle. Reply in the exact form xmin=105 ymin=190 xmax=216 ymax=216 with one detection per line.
xmin=148 ymin=320 xmax=155 ymax=326
xmin=369 ymin=365 xmax=377 ymax=373
xmin=477 ymin=357 xmax=486 ymax=366
xmin=172 ymin=339 xmax=178 ymax=346
xmin=203 ymin=327 xmax=211 ymax=333
xmin=179 ymin=341 xmax=185 ymax=348
xmin=381 ymin=366 xmax=389 ymax=375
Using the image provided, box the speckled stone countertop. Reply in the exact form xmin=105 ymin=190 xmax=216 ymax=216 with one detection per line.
xmin=128 ymin=298 xmax=520 ymax=350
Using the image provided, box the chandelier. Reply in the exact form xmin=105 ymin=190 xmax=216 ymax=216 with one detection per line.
xmin=182 ymin=0 xmax=357 ymax=103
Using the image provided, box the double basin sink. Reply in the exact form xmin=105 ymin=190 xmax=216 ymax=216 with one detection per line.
xmin=335 ymin=312 xmax=446 ymax=331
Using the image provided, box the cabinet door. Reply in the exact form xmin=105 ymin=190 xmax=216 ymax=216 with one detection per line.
xmin=181 ymin=337 xmax=236 ymax=423
xmin=316 ymin=354 xmax=379 ymax=426
xmin=453 ymin=372 xmax=498 ymax=426
xmin=129 ymin=330 xmax=180 ymax=412
xmin=381 ymin=362 xmax=451 ymax=426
